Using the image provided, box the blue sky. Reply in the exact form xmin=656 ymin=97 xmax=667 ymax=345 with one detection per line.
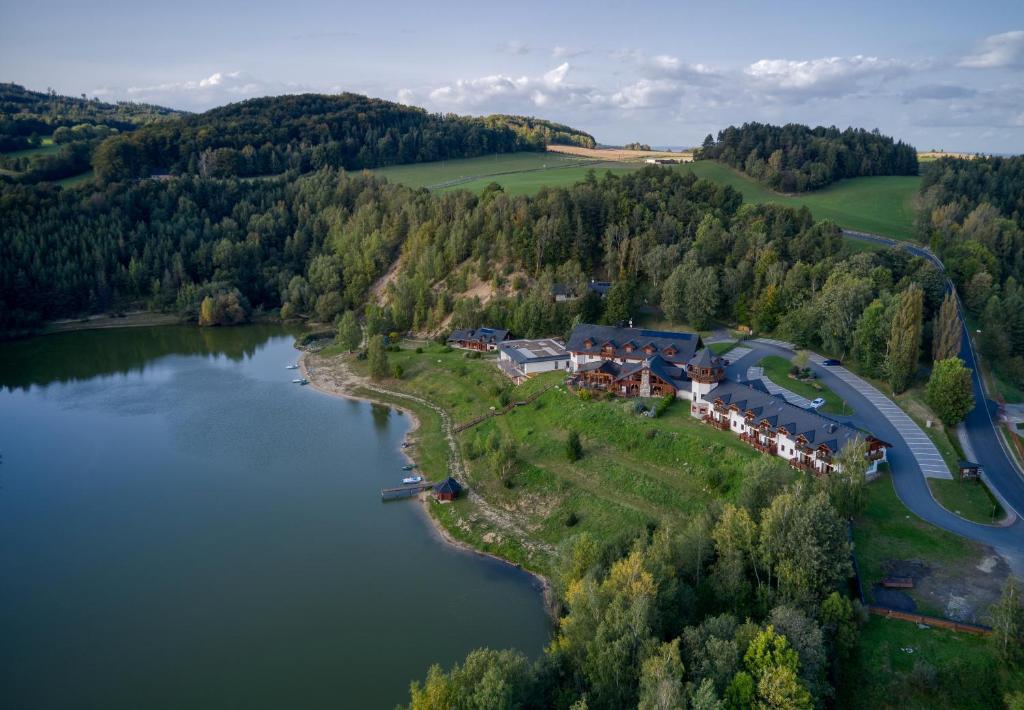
xmin=3 ymin=0 xmax=1023 ymax=152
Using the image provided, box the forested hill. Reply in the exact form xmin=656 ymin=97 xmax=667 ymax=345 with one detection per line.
xmin=695 ymin=122 xmax=919 ymax=192
xmin=0 ymin=83 xmax=179 ymax=152
xmin=91 ymin=93 xmax=596 ymax=182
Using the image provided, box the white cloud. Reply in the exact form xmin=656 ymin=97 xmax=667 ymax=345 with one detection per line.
xmin=744 ymin=55 xmax=909 ymax=95
xmin=958 ymin=30 xmax=1024 ymax=68
xmin=426 ymin=62 xmax=596 ymax=111
xmin=552 ymin=45 xmax=587 ymax=59
xmin=120 ymin=71 xmax=305 ymax=109
xmin=606 ymin=79 xmax=683 ymax=110
xmin=499 ymin=40 xmax=531 ymax=56
xmin=396 ymin=88 xmax=416 ymax=105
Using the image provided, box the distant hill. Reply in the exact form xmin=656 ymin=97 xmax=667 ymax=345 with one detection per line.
xmin=91 ymin=92 xmax=597 ymax=181
xmin=0 ymin=82 xmax=180 ymax=152
xmin=695 ymin=122 xmax=918 ymax=192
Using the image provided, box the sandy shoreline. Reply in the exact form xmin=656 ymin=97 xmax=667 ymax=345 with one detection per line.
xmin=297 ymin=348 xmax=554 ymax=610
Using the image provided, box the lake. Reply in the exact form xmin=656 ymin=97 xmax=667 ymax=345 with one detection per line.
xmin=0 ymin=325 xmax=549 ymax=709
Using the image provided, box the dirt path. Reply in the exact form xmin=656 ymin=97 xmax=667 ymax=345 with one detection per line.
xmin=300 ymin=351 xmax=553 ymax=559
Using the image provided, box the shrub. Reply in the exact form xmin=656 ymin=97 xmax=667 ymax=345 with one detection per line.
xmin=654 ymin=392 xmax=674 ymax=417
xmin=566 ymin=431 xmax=583 ymax=461
xmin=392 ymin=364 xmax=404 ymax=379
xmin=498 ymin=390 xmax=511 ymax=407
xmin=577 ymin=389 xmax=592 ymax=401
xmin=565 ymin=511 xmax=580 ymax=527
xmin=415 ymin=347 xmax=423 ymax=354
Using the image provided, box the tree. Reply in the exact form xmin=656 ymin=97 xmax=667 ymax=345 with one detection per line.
xmin=404 ymin=648 xmax=534 ymax=710
xmin=741 ymin=626 xmax=812 ymax=710
xmin=851 ymin=298 xmax=890 ymax=376
xmin=885 ymin=284 xmax=923 ymax=393
xmin=820 ymin=592 xmax=859 ymax=662
xmin=566 ymin=430 xmax=583 ymax=462
xmin=990 ymin=578 xmax=1024 ymax=665
xmin=198 ymin=296 xmax=216 ymax=326
xmin=932 ymin=292 xmax=962 ymax=361
xmin=336 ymin=310 xmax=362 ymax=351
xmin=925 ymin=357 xmax=974 ymax=425
xmin=367 ymin=334 xmax=389 ymax=380
xmin=637 ymin=639 xmax=686 ymax=710
xmin=827 ymin=439 xmax=869 ymax=518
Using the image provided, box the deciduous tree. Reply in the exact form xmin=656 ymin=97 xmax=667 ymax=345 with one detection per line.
xmin=885 ymin=284 xmax=923 ymax=393
xmin=925 ymin=357 xmax=974 ymax=425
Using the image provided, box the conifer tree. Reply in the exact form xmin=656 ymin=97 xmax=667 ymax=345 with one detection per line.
xmin=932 ymin=292 xmax=962 ymax=361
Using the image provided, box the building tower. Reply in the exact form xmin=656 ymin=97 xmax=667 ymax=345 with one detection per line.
xmin=687 ymin=348 xmax=726 ymax=404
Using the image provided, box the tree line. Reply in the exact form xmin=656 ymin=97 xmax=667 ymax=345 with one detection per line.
xmin=90 ymin=93 xmax=595 ymax=181
xmin=695 ymin=122 xmax=919 ymax=192
xmin=919 ymin=156 xmax=1024 ymax=389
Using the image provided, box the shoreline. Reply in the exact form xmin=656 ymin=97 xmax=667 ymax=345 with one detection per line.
xmin=297 ymin=348 xmax=555 ymax=613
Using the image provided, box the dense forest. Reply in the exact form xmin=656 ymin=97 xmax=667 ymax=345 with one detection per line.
xmin=0 ymin=83 xmax=180 ymax=183
xmin=89 ymin=93 xmax=595 ymax=181
xmin=919 ymin=156 xmax=1024 ymax=387
xmin=695 ymin=122 xmax=919 ymax=192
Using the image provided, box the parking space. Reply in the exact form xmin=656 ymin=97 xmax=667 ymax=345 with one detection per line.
xmin=746 ymin=365 xmax=813 ymax=408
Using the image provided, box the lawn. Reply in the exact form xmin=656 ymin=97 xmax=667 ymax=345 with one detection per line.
xmin=928 ymin=478 xmax=1003 ymax=524
xmin=844 ymin=615 xmax=1018 ymax=709
xmin=853 ymin=472 xmax=980 ymax=612
xmin=376 ymin=151 xmax=922 ymax=241
xmin=708 ymin=341 xmax=736 ymax=355
xmin=758 ymin=354 xmax=850 ymax=415
xmin=1 ymin=136 xmax=58 ymax=159
xmin=338 ymin=341 xmax=772 ymax=574
xmin=56 ymin=170 xmax=94 ymax=188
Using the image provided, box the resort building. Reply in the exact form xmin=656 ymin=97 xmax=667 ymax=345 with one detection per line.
xmin=497 ymin=339 xmax=570 ymax=384
xmin=447 ymin=327 xmax=510 ymax=352
xmin=565 ymin=322 xmax=889 ymax=474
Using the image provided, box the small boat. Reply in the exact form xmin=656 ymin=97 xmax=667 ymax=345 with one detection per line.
xmin=293 ymin=378 xmax=309 ymax=385
xmin=401 ymin=464 xmax=414 ymax=471
xmin=402 ymin=475 xmax=424 ymax=485
xmin=285 ymin=364 xmax=299 ymax=370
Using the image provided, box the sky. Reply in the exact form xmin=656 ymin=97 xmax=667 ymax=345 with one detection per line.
xmin=3 ymin=0 xmax=1023 ymax=153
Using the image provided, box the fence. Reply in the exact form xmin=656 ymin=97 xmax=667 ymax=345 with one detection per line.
xmin=453 ymin=383 xmax=556 ymax=433
xmin=867 ymin=606 xmax=991 ymax=635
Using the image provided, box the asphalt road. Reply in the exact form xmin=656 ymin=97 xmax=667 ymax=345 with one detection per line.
xmin=725 ymin=339 xmax=1024 ymax=573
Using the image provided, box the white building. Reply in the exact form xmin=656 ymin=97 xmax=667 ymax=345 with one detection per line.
xmin=497 ymin=339 xmax=570 ymax=384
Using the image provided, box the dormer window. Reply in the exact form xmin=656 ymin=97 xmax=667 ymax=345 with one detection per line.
xmin=664 ymin=346 xmax=676 ymax=356
xmin=624 ymin=343 xmax=634 ymax=352
xmin=643 ymin=344 xmax=655 ymax=354
xmin=583 ymin=339 xmax=594 ymax=349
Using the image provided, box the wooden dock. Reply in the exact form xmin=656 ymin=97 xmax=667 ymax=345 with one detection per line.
xmin=381 ymin=481 xmax=433 ymax=501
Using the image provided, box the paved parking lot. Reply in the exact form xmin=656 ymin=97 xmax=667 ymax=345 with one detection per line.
xmin=745 ymin=365 xmax=812 ymax=408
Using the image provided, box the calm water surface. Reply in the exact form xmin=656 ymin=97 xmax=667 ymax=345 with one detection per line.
xmin=0 ymin=325 xmax=549 ymax=709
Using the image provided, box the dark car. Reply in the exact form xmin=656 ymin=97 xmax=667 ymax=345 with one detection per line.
xmin=821 ymin=358 xmax=842 ymax=366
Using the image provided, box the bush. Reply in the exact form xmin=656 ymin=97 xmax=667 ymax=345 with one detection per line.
xmin=498 ymin=390 xmax=512 ymax=407
xmin=565 ymin=511 xmax=580 ymax=527
xmin=577 ymin=389 xmax=592 ymax=401
xmin=654 ymin=392 xmax=675 ymax=417
xmin=415 ymin=347 xmax=423 ymax=354
xmin=392 ymin=364 xmax=404 ymax=379
xmin=566 ymin=430 xmax=583 ymax=461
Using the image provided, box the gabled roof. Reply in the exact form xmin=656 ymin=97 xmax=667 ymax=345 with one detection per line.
xmin=566 ymin=324 xmax=702 ymax=364
xmin=448 ymin=327 xmax=510 ymax=345
xmin=688 ymin=348 xmax=722 ymax=369
xmin=709 ymin=380 xmax=877 ymax=454
xmin=434 ymin=477 xmax=463 ymax=495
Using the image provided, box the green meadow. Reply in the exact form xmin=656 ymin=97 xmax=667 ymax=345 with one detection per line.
xmin=373 ymin=151 xmax=922 ymax=241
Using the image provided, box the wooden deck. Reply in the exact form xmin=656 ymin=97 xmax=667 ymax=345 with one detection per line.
xmin=381 ymin=481 xmax=433 ymax=501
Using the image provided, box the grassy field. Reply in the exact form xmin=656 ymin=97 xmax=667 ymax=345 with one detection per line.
xmin=929 ymin=478 xmax=1003 ymax=524
xmin=758 ymin=354 xmax=850 ymax=415
xmin=334 ymin=341 xmax=773 ymax=574
xmin=374 ymin=152 xmax=922 ymax=241
xmin=371 ymin=152 xmax=604 ymax=190
xmin=1 ymin=137 xmax=57 ymax=159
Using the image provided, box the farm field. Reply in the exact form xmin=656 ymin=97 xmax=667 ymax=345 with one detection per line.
xmin=370 ymin=151 xmax=604 ymax=190
xmin=374 ymin=151 xmax=922 ymax=241
xmin=1 ymin=136 xmax=58 ymax=159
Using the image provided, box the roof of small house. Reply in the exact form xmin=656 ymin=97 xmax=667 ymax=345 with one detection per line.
xmin=434 ymin=477 xmax=463 ymax=495
xmin=499 ymin=338 xmax=569 ymax=365
xmin=587 ymin=280 xmax=613 ymax=296
xmin=566 ymin=324 xmax=701 ymax=364
xmin=709 ymin=380 xmax=879 ymax=454
xmin=448 ymin=327 xmax=510 ymax=345
xmin=552 ymin=283 xmax=575 ymax=296
xmin=576 ymin=355 xmax=690 ymax=390
xmin=958 ymin=460 xmax=981 ymax=469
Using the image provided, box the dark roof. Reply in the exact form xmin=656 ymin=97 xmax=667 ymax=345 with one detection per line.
xmin=688 ymin=348 xmax=722 ymax=369
xmin=576 ymin=355 xmax=690 ymax=390
xmin=958 ymin=460 xmax=981 ymax=469
xmin=448 ymin=327 xmax=510 ymax=345
xmin=566 ymin=324 xmax=702 ymax=364
xmin=709 ymin=380 xmax=880 ymax=454
xmin=434 ymin=477 xmax=463 ymax=495
xmin=587 ymin=280 xmax=613 ymax=296
xmin=552 ymin=283 xmax=574 ymax=296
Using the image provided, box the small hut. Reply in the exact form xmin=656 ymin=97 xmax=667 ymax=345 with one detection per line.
xmin=958 ymin=460 xmax=981 ymax=481
xmin=434 ymin=477 xmax=463 ymax=502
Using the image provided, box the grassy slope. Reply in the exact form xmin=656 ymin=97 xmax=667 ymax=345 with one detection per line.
xmin=1 ymin=137 xmax=58 ymax=159
xmin=758 ymin=354 xmax=849 ymax=415
xmin=928 ymin=478 xmax=1003 ymax=524
xmin=340 ymin=341 xmax=768 ymax=574
xmin=376 ymin=152 xmax=921 ymax=241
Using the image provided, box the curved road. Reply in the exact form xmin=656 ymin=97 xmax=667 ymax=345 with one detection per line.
xmin=724 ymin=339 xmax=1024 ymax=573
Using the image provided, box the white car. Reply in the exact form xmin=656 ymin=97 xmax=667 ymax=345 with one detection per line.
xmin=808 ymin=397 xmax=826 ymax=410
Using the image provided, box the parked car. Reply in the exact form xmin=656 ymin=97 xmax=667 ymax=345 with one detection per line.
xmin=821 ymin=358 xmax=842 ymax=366
xmin=808 ymin=397 xmax=826 ymax=410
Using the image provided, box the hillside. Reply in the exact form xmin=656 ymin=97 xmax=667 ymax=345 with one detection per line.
xmin=695 ymin=122 xmax=919 ymax=192
xmin=90 ymin=92 xmax=596 ymax=181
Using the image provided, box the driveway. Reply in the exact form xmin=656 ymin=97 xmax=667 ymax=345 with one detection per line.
xmin=723 ymin=337 xmax=1024 ymax=571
